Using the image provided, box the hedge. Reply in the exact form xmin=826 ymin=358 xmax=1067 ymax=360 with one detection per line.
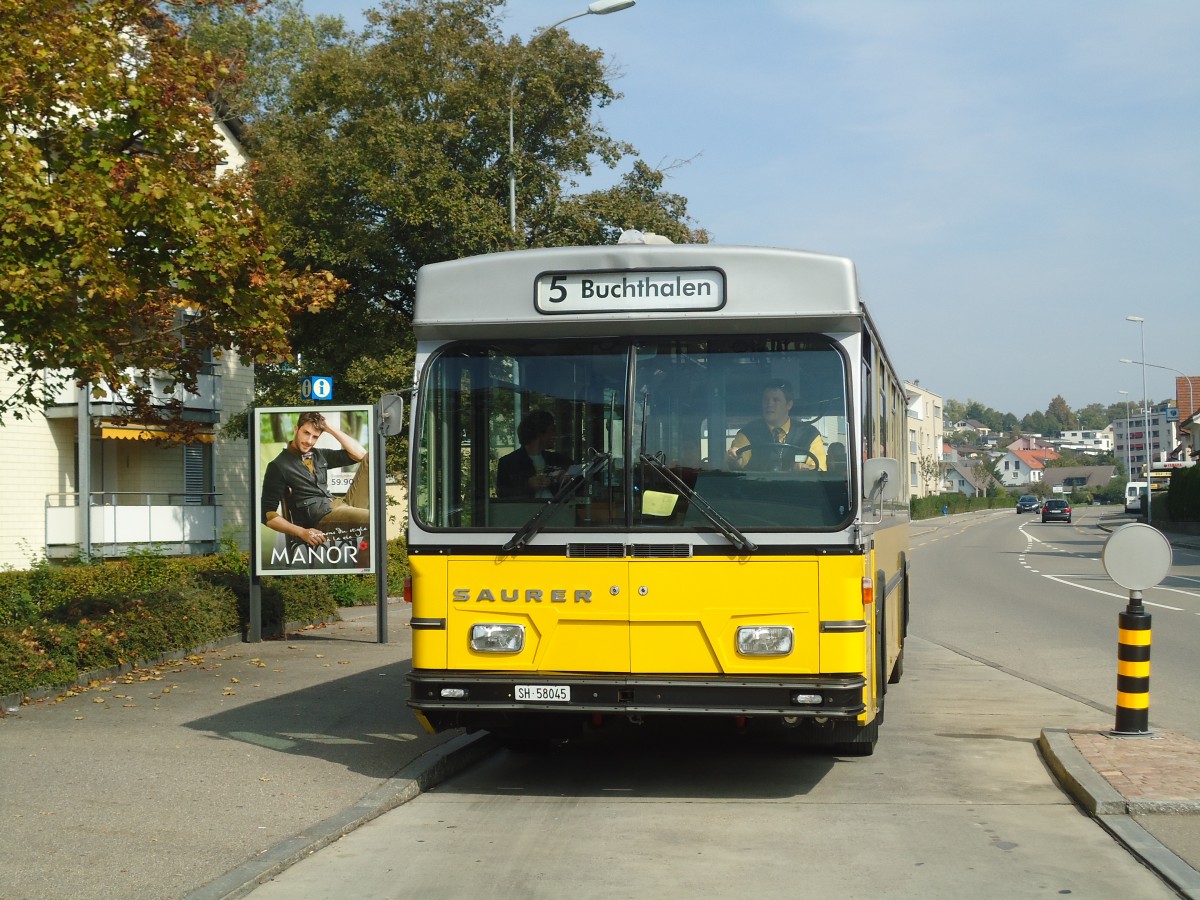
xmin=0 ymin=537 xmax=410 ymax=700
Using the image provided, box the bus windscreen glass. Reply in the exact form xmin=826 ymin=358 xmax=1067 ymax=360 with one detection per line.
xmin=414 ymin=335 xmax=851 ymax=533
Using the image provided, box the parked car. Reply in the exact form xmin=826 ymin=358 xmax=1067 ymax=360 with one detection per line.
xmin=1016 ymin=495 xmax=1041 ymax=514
xmin=1041 ymin=499 xmax=1072 ymax=523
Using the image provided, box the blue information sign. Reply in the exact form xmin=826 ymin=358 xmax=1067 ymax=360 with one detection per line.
xmin=302 ymin=376 xmax=334 ymax=401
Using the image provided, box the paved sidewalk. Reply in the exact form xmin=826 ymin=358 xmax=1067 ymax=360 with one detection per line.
xmin=0 ymin=603 xmax=491 ymax=900
xmin=1037 ymin=522 xmax=1200 ymax=899
xmin=1041 ymin=727 xmax=1200 ymax=899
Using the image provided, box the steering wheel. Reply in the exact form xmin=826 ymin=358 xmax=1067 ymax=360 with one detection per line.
xmin=734 ymin=443 xmax=820 ymax=472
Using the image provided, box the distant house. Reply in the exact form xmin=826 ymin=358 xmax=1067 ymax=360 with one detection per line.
xmin=997 ymin=447 xmax=1060 ymax=487
xmin=944 ymin=461 xmax=998 ymax=496
xmin=1007 ymin=435 xmax=1052 ymax=452
xmin=1041 ymin=465 xmax=1118 ymax=494
xmin=1055 ymin=428 xmax=1114 ymax=455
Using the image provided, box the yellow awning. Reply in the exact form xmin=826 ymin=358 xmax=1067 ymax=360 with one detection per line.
xmin=99 ymin=424 xmax=214 ymax=443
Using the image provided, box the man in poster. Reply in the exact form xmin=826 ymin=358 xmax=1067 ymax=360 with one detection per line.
xmin=260 ymin=410 xmax=370 ymax=569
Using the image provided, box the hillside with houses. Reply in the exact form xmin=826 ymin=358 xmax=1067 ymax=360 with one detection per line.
xmin=903 ymin=382 xmax=1198 ymax=501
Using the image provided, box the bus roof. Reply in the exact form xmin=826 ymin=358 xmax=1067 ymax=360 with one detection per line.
xmin=413 ymin=244 xmax=863 ymax=340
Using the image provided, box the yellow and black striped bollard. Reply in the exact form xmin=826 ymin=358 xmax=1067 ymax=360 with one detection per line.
xmin=1114 ymin=597 xmax=1151 ymax=735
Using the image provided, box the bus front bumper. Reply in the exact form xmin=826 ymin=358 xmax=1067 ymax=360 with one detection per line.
xmin=408 ymin=671 xmax=866 ymax=732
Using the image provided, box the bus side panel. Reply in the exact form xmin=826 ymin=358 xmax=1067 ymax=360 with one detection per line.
xmin=444 ymin=558 xmax=631 ymax=672
xmin=872 ymin=520 xmax=910 ymax=680
xmin=410 ymin=555 xmax=449 ymax=670
xmin=628 ymin=558 xmax=821 ymax=674
xmin=816 ymin=554 xmax=871 ymax=676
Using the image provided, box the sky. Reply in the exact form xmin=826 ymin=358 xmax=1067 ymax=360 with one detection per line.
xmin=301 ymin=0 xmax=1200 ymax=418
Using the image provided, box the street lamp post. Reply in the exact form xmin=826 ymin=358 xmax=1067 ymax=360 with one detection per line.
xmin=1118 ymin=389 xmax=1132 ymax=480
xmin=508 ymin=0 xmax=635 ymax=236
xmin=1120 ymin=358 xmax=1198 ymax=463
xmin=1120 ymin=358 xmax=1197 ymax=427
xmin=1126 ymin=316 xmax=1152 ymax=523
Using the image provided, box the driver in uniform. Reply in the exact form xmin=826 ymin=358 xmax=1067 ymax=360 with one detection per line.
xmin=726 ymin=381 xmax=826 ymax=472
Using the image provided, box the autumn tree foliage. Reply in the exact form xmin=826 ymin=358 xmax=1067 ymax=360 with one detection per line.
xmin=0 ymin=0 xmax=342 ymax=422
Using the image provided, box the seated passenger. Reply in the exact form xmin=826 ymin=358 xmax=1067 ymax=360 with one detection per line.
xmin=496 ymin=410 xmax=573 ymax=499
xmin=726 ymin=381 xmax=826 ymax=472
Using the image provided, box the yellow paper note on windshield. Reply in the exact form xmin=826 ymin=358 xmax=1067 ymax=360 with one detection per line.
xmin=642 ymin=490 xmax=678 ymax=517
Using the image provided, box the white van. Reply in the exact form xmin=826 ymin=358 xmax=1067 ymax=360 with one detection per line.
xmin=1125 ymin=481 xmax=1147 ymax=514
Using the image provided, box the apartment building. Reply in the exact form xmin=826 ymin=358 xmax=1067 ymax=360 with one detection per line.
xmin=904 ymin=381 xmax=945 ymax=499
xmin=1112 ymin=404 xmax=1179 ymax=477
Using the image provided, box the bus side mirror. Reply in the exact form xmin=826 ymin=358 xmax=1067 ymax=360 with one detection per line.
xmin=863 ymin=457 xmax=900 ymax=503
xmin=379 ymin=392 xmax=406 ymax=436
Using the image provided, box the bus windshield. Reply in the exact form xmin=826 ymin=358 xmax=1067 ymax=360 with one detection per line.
xmin=414 ymin=334 xmax=852 ymax=534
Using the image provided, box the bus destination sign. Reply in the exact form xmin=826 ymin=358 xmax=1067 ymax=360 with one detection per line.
xmin=534 ymin=268 xmax=725 ymax=315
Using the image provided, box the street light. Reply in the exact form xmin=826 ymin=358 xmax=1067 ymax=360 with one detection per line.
xmin=1118 ymin=389 xmax=1131 ymax=479
xmin=1119 ymin=358 xmax=1198 ymax=435
xmin=508 ymin=0 xmax=636 ymax=235
xmin=1126 ymin=315 xmax=1152 ymax=523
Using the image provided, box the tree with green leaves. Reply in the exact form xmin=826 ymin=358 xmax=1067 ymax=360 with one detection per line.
xmin=186 ymin=0 xmax=707 ymax=417
xmin=917 ymin=453 xmax=944 ymax=495
xmin=1043 ymin=395 xmax=1079 ymax=436
xmin=972 ymin=455 xmax=1002 ymax=496
xmin=0 ymin=0 xmax=341 ymax=423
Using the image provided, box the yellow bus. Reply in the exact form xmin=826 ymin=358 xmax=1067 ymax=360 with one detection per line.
xmin=405 ymin=240 xmax=910 ymax=755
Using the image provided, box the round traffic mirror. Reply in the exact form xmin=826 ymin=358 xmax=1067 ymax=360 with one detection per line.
xmin=1102 ymin=523 xmax=1172 ymax=591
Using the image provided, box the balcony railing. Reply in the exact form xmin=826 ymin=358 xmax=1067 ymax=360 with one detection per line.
xmin=47 ymin=370 xmax=220 ymax=413
xmin=45 ymin=492 xmax=221 ymax=558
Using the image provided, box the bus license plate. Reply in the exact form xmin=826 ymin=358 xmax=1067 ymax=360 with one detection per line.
xmin=515 ymin=685 xmax=570 ymax=702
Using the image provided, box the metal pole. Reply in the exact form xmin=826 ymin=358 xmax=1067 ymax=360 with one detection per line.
xmin=1119 ymin=391 xmax=1131 ymax=480
xmin=374 ymin=402 xmax=389 ymax=644
xmin=1138 ymin=323 xmax=1152 ymax=524
xmin=507 ymin=3 xmax=634 ymax=236
xmin=77 ymin=384 xmax=92 ymax=561
xmin=247 ymin=413 xmax=261 ymax=643
xmin=508 ymin=96 xmax=516 ymax=234
xmin=1126 ymin=317 xmax=1152 ymax=523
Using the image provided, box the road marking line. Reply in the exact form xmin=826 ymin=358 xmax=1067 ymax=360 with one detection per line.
xmin=1159 ymin=586 xmax=1200 ymax=600
xmin=1040 ymin=574 xmax=1184 ymax=609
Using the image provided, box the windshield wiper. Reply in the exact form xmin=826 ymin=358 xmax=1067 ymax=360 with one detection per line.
xmin=502 ymin=451 xmax=612 ymax=553
xmin=638 ymin=453 xmax=758 ymax=553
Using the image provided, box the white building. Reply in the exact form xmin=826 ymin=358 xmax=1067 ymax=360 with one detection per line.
xmin=1112 ymin=404 xmax=1179 ymax=478
xmin=904 ymin=382 xmax=945 ymax=499
xmin=1056 ymin=427 xmax=1114 ymax=455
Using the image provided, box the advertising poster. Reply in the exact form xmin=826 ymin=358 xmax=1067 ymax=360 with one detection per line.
xmin=253 ymin=405 xmax=376 ymax=576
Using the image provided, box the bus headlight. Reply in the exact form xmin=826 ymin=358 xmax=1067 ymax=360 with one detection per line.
xmin=470 ymin=623 xmax=525 ymax=653
xmin=736 ymin=625 xmax=793 ymax=656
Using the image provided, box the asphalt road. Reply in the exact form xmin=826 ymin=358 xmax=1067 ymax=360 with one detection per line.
xmin=913 ymin=505 xmax=1200 ymax=739
xmin=245 ymin=507 xmax=1188 ymax=900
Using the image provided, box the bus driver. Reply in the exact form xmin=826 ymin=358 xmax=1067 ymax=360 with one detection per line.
xmin=726 ymin=381 xmax=826 ymax=472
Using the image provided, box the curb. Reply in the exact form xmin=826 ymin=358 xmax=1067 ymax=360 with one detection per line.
xmin=1040 ymin=729 xmax=1200 ymax=899
xmin=1038 ymin=728 xmax=1126 ymax=815
xmin=185 ymin=730 xmax=498 ymax=900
